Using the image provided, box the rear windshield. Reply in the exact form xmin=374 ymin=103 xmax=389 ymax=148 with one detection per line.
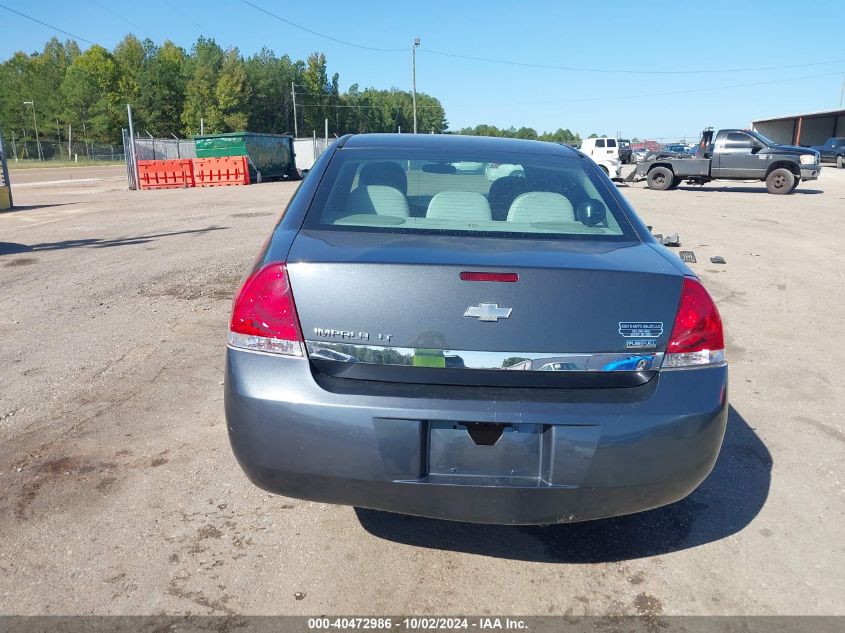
xmin=304 ymin=148 xmax=635 ymax=240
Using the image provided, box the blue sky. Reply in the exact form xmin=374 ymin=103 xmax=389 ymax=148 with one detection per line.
xmin=2 ymin=0 xmax=844 ymax=139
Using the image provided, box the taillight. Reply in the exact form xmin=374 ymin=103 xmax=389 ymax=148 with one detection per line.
xmin=228 ymin=262 xmax=304 ymax=357
xmin=663 ymin=277 xmax=725 ymax=368
xmin=460 ymin=271 xmax=519 ymax=282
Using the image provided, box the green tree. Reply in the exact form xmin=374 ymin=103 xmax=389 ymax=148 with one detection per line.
xmin=181 ymin=37 xmax=224 ymax=135
xmin=302 ymin=52 xmax=330 ymax=135
xmin=215 ymin=49 xmax=250 ymax=131
xmin=244 ymin=48 xmax=301 ymax=134
xmin=137 ymin=41 xmax=187 ymax=136
xmin=61 ymin=45 xmax=119 ymax=143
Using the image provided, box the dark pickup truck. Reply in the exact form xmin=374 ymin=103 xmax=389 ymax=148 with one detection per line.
xmin=636 ymin=128 xmax=821 ymax=194
xmin=810 ymin=137 xmax=845 ymax=168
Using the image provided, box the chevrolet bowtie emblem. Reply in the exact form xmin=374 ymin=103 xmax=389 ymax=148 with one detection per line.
xmin=463 ymin=303 xmax=513 ymax=322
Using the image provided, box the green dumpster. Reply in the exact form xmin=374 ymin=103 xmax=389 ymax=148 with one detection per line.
xmin=193 ymin=132 xmax=298 ymax=182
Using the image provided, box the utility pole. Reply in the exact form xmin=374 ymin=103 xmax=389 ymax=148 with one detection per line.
xmin=291 ymin=82 xmax=298 ymax=137
xmin=127 ymin=104 xmax=140 ymax=190
xmin=23 ymin=101 xmax=42 ymax=160
xmin=200 ymin=117 xmax=205 ymax=135
xmin=68 ymin=124 xmax=72 ymax=159
xmin=412 ymin=38 xmax=420 ymax=134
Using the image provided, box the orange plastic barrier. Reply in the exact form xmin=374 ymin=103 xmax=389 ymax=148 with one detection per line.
xmin=137 ymin=159 xmax=195 ymax=189
xmin=192 ymin=156 xmax=250 ymax=187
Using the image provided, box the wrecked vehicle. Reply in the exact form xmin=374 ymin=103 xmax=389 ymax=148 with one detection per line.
xmin=636 ymin=128 xmax=821 ymax=194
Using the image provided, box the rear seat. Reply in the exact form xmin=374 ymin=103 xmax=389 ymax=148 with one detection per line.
xmin=507 ymin=192 xmax=574 ymax=223
xmin=426 ymin=191 xmax=492 ymax=221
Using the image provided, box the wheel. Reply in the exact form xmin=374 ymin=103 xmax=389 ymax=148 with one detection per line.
xmin=600 ymin=165 xmax=609 ymax=176
xmin=647 ymin=166 xmax=674 ymax=191
xmin=766 ymin=168 xmax=794 ymax=194
xmin=790 ymin=178 xmax=800 ymax=192
xmin=669 ymin=177 xmax=682 ymax=189
xmin=837 ymin=155 xmax=844 ymax=169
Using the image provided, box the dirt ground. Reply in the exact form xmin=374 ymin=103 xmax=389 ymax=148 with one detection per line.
xmin=0 ymin=165 xmax=843 ymax=616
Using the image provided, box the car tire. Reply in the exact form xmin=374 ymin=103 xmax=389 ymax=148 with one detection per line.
xmin=647 ymin=166 xmax=674 ymax=191
xmin=766 ymin=168 xmax=794 ymax=194
xmin=669 ymin=177 xmax=682 ymax=189
xmin=600 ymin=165 xmax=609 ymax=176
xmin=837 ymin=155 xmax=844 ymax=169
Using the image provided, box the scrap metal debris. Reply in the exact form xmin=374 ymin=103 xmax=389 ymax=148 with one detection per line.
xmin=679 ymin=250 xmax=697 ymax=263
xmin=662 ymin=233 xmax=681 ymax=247
xmin=710 ymin=256 xmax=726 ymax=264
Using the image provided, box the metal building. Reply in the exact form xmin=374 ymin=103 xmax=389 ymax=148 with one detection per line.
xmin=752 ymin=108 xmax=845 ymax=147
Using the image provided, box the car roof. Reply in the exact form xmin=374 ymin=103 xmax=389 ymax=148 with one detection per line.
xmin=340 ymin=133 xmax=579 ymax=157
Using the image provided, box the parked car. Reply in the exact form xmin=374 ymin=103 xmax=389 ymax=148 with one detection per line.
xmin=661 ymin=144 xmax=690 ymax=156
xmin=580 ymin=136 xmax=620 ymax=161
xmin=618 ymin=139 xmax=633 ymax=164
xmin=810 ymin=137 xmax=845 ymax=168
xmin=632 ymin=140 xmax=662 ymax=153
xmin=636 ymin=128 xmax=821 ymax=194
xmin=630 ymin=147 xmax=651 ymax=163
xmin=225 ymin=133 xmax=728 ymax=525
xmin=589 ymin=155 xmax=623 ymax=180
xmin=451 ymin=161 xmax=488 ymax=174
xmin=485 ymin=162 xmax=525 ymax=181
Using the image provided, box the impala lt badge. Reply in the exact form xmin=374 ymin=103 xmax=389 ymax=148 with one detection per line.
xmin=464 ymin=303 xmax=513 ymax=322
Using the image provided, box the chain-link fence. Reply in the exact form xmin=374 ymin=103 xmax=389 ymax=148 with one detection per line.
xmin=133 ymin=137 xmax=196 ymax=161
xmin=4 ymin=136 xmax=124 ymax=163
xmin=123 ymin=131 xmax=197 ymax=190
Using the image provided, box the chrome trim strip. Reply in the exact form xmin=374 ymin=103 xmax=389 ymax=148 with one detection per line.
xmin=305 ymin=341 xmax=664 ymax=372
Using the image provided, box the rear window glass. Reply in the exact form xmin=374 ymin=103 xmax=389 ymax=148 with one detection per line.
xmin=303 ymin=148 xmax=635 ymax=240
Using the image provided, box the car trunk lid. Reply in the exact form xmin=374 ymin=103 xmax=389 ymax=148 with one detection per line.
xmin=286 ymin=229 xmax=684 ymax=386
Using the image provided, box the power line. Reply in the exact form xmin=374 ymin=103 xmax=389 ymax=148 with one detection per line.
xmin=237 ymin=0 xmax=405 ymax=52
xmin=421 ymin=48 xmax=845 ymax=76
xmin=296 ymin=103 xmax=441 ymax=109
xmin=159 ymin=0 xmax=204 ymax=31
xmin=236 ymin=0 xmax=842 ymax=76
xmin=0 ymin=3 xmax=94 ymax=45
xmin=89 ymin=0 xmax=151 ymax=40
xmin=446 ymin=70 xmax=845 ymax=108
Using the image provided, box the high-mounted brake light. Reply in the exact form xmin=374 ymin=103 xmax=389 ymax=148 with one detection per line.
xmin=228 ymin=262 xmax=304 ymax=356
xmin=460 ymin=271 xmax=519 ymax=282
xmin=663 ymin=277 xmax=725 ymax=368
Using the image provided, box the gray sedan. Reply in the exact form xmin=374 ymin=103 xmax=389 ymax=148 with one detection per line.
xmin=225 ymin=134 xmax=728 ymax=525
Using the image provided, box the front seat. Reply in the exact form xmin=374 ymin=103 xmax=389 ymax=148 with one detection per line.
xmin=507 ymin=192 xmax=575 ymax=223
xmin=345 ymin=185 xmax=409 ymax=217
xmin=358 ymin=161 xmax=407 ymax=194
xmin=488 ymin=175 xmax=529 ymax=221
xmin=426 ymin=191 xmax=492 ymax=222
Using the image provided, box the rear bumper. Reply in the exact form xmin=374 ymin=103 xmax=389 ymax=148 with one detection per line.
xmin=225 ymin=349 xmax=728 ymax=525
xmin=800 ymin=165 xmax=821 ymax=181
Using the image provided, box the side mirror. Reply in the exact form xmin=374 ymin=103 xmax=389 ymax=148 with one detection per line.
xmin=577 ymin=199 xmax=607 ymax=226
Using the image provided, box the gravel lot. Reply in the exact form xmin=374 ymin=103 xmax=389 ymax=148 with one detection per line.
xmin=1 ymin=165 xmax=843 ymax=616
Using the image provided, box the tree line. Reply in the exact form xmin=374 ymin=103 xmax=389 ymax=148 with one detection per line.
xmin=454 ymin=124 xmax=581 ymax=144
xmin=0 ymin=35 xmax=448 ymax=148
